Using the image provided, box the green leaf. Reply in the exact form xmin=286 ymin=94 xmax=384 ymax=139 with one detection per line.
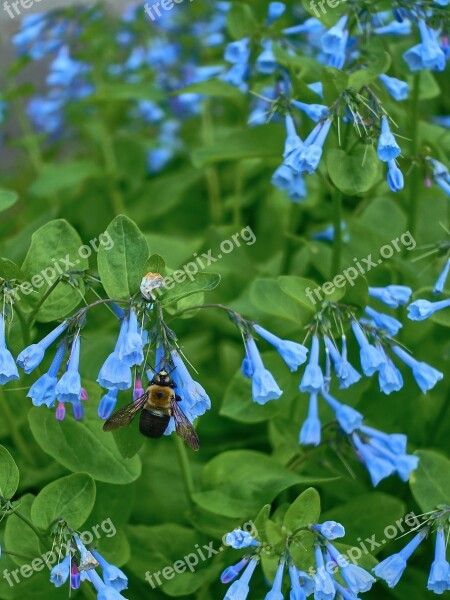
xmin=176 ymin=80 xmax=245 ymax=105
xmin=250 ymin=278 xmax=313 ymax=324
xmin=31 ymin=473 xmax=96 ymax=531
xmin=0 ymin=258 xmax=24 ymax=281
xmin=28 ymin=386 xmax=141 ymax=484
xmin=283 ymin=487 xmax=321 ymax=534
xmin=192 ymin=124 xmax=284 ymax=168
xmin=348 ymin=52 xmax=391 ymax=90
xmin=416 ymin=71 xmax=441 ymax=100
xmin=159 ymin=272 xmax=221 ymax=307
xmin=144 ymin=253 xmax=166 ymax=276
xmin=278 ymin=276 xmax=322 ymax=312
xmin=5 ymin=494 xmax=40 ymax=567
xmin=21 ymin=219 xmax=88 ymax=322
xmin=91 ymin=83 xmax=163 ymax=102
xmin=0 ymin=189 xmax=18 ymax=213
xmin=97 ymin=215 xmax=150 ymax=299
xmin=327 ymin=146 xmax=382 ymax=196
xmin=227 ymin=3 xmax=256 ymax=39
xmin=410 ymin=450 xmax=450 ymax=512
xmin=322 ymin=67 xmax=349 ymax=105
xmin=29 ymin=161 xmax=101 ymax=197
xmin=0 ymin=445 xmax=19 ymax=500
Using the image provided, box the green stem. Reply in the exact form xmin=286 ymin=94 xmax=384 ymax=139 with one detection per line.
xmin=99 ymin=123 xmax=126 ymax=217
xmin=407 ymin=73 xmax=421 ymax=236
xmin=331 ymin=190 xmax=343 ymax=278
xmin=202 ymin=101 xmax=222 ymax=225
xmin=11 ymin=509 xmax=48 ymax=543
xmin=26 ymin=276 xmax=63 ymax=327
xmin=0 ymin=388 xmax=38 ymax=467
xmin=174 ymin=436 xmax=195 ymax=509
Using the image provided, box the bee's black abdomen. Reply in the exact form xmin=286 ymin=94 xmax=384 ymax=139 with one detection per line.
xmin=139 ymin=409 xmax=170 ymax=439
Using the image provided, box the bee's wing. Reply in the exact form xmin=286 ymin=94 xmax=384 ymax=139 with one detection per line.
xmin=170 ymin=399 xmax=199 ymax=451
xmin=103 ymin=393 xmax=148 ymax=431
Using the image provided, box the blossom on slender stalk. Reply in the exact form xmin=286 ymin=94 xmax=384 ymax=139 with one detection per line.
xmin=376 ymin=344 xmax=403 ymax=395
xmin=322 ymin=15 xmax=348 ymax=54
xmin=379 ymin=74 xmax=409 ymax=101
xmin=98 ymin=389 xmax=119 ymax=420
xmin=300 ymin=336 xmax=324 ymax=393
xmin=322 ymin=392 xmax=363 ymax=434
xmin=368 ymin=286 xmax=412 ymax=307
xmin=291 ymin=100 xmax=329 ymax=123
xmin=264 ymin=561 xmax=285 ymax=600
xmin=326 ymin=543 xmax=375 ymax=593
xmin=310 ymin=521 xmax=345 ymax=540
xmin=364 ymin=307 xmax=402 ymax=336
xmin=267 ymin=2 xmax=285 ymax=23
xmin=225 ymin=530 xmax=259 ymax=549
xmin=407 ymin=298 xmax=450 ymax=321
xmin=119 ymin=311 xmax=144 ymax=367
xmin=0 ymin=314 xmax=19 ymax=384
xmin=27 ymin=343 xmax=66 ymax=407
xmin=403 ymin=20 xmax=446 ymax=72
xmin=427 ymin=526 xmax=450 ymax=594
xmin=223 ymin=558 xmax=259 ymax=600
xmin=221 ymin=558 xmax=250 ymax=584
xmin=351 ymin=321 xmax=385 ymax=376
xmin=373 ymin=528 xmax=429 ymax=587
xmin=377 ymin=116 xmax=400 ymax=162
xmin=97 ymin=319 xmax=132 ymax=390
xmin=387 ymin=159 xmax=404 ymax=192
xmin=313 ymin=544 xmax=336 ymax=600
xmin=170 ymin=350 xmax=211 ymax=417
xmin=55 ymin=335 xmax=82 ymax=404
xmin=253 ymin=324 xmax=308 ymax=372
xmin=391 ymin=345 xmax=443 ymax=393
xmin=91 ymin=550 xmax=128 ymax=592
xmin=50 ymin=555 xmax=71 ymax=587
xmin=17 ymin=320 xmax=68 ymax=374
xmin=433 ymin=259 xmax=450 ymax=295
xmin=256 ymin=40 xmax=276 ymax=74
xmin=244 ymin=337 xmax=282 ymax=404
xmin=323 ymin=336 xmax=361 ymax=389
xmin=299 ymin=393 xmax=321 ymax=446
xmin=87 ymin=569 xmax=128 ymax=599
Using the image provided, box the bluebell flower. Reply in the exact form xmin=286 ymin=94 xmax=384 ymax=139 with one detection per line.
xmin=311 ymin=521 xmax=345 ymax=540
xmin=371 ymin=436 xmax=418 ymax=482
xmin=351 ymin=321 xmax=385 ymax=376
xmin=50 ymin=555 xmax=71 ymax=587
xmin=283 ymin=115 xmax=303 ymax=160
xmin=138 ymin=100 xmax=164 ymax=123
xmin=0 ymin=314 xmax=19 ymax=384
xmin=323 ymin=335 xmax=361 ymax=389
xmin=391 ymin=345 xmax=443 ymax=393
xmin=74 ymin=535 xmax=98 ymax=571
xmin=387 ymin=159 xmax=404 ymax=192
xmin=17 ymin=321 xmax=68 ymax=374
xmin=327 ymin=543 xmax=375 ymax=593
xmin=373 ymin=528 xmax=429 ymax=587
xmin=170 ymin=350 xmax=211 ymax=417
xmin=313 ymin=544 xmax=335 ymax=600
xmin=244 ymin=337 xmax=282 ymax=404
xmin=224 ymin=38 xmax=250 ymax=64
xmin=322 ymin=392 xmax=363 ymax=434
xmin=433 ymin=259 xmax=450 ymax=294
xmin=427 ymin=526 xmax=450 ymax=594
xmin=265 ymin=561 xmax=285 ymax=600
xmin=71 ymin=561 xmax=81 ymax=589
xmin=322 ymin=16 xmax=348 ymax=54
xmin=223 ymin=559 xmax=259 ymax=600
xmin=291 ymin=100 xmax=329 ymax=123
xmin=72 ymin=402 xmax=84 ymax=421
xmin=352 ymin=432 xmax=395 ymax=486
xmin=359 ymin=425 xmax=406 ymax=454
xmin=379 ymin=74 xmax=409 ymax=100
xmin=221 ymin=558 xmax=250 ymax=584
xmin=225 ymin=530 xmax=259 ymax=549
xmin=98 ymin=389 xmax=119 ymax=420
xmin=311 ymin=222 xmax=349 ymax=243
xmin=297 ymin=570 xmax=315 ymax=595
xmin=283 ymin=18 xmax=324 ymax=37
xmin=91 ymin=551 xmax=127 ymax=592
xmin=256 ymin=40 xmax=277 ymax=74
xmin=47 ymin=45 xmax=90 ymax=88
xmin=364 ymin=306 xmax=402 ymax=335
xmin=428 ymin=159 xmax=450 ymax=196
xmin=368 ymin=285 xmax=412 ymax=308
xmin=119 ymin=311 xmax=144 ymax=367
xmin=133 ymin=377 xmax=145 ymax=401
xmin=299 ymin=393 xmax=321 ymax=446
xmin=407 ymin=298 xmax=450 ymax=320
xmin=27 ymin=93 xmax=64 ymax=136
xmin=377 ymin=116 xmax=401 ymax=162
xmin=55 ymin=336 xmax=82 ymax=404
xmin=376 ymin=345 xmax=403 ymax=395
xmin=374 ymin=20 xmax=412 ymax=35
xmin=300 ymin=336 xmax=324 ymax=393
xmin=290 ymin=120 xmax=333 ymax=174
xmin=403 ymin=20 xmax=446 ymax=72
xmin=87 ymin=569 xmax=128 ymax=599
xmin=268 ymin=2 xmax=285 ymax=23
xmin=289 ymin=564 xmax=307 ymax=599
xmin=55 ymin=402 xmax=65 ymax=421
xmin=97 ymin=319 xmax=132 ymax=390
xmin=253 ymin=324 xmax=308 ymax=372
xmin=242 ymin=357 xmax=254 ymax=378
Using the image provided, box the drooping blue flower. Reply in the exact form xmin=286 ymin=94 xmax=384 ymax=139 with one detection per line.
xmin=17 ymin=320 xmax=68 ymax=374
xmin=299 ymin=393 xmax=321 ymax=446
xmin=224 ymin=38 xmax=250 ymax=64
xmin=119 ymin=311 xmax=144 ymax=367
xmin=364 ymin=306 xmax=402 ymax=335
xmin=244 ymin=337 xmax=282 ymax=404
xmin=297 ymin=570 xmax=315 ymax=595
xmin=376 ymin=345 xmax=403 ymax=395
xmin=221 ymin=558 xmax=250 ymax=584
xmin=359 ymin=425 xmax=406 ymax=454
xmin=323 ymin=335 xmax=361 ymax=389
xmin=0 ymin=314 xmax=19 ymax=384
xmin=71 ymin=561 xmax=81 ymax=590
xmin=283 ymin=115 xmax=303 ymax=160
xmin=91 ymin=550 xmax=128 ymax=592
xmin=291 ymin=100 xmax=329 ymax=123
xmin=87 ymin=569 xmax=128 ymax=599
xmin=300 ymin=336 xmax=324 ymax=393
xmin=373 ymin=528 xmax=429 ymax=587
xmin=289 ymin=564 xmax=307 ymax=600
xmin=55 ymin=336 xmax=82 ymax=404
xmin=379 ymin=74 xmax=409 ymax=100
xmin=97 ymin=319 xmax=132 ymax=391
xmin=267 ymin=2 xmax=285 ymax=23
xmin=352 ymin=432 xmax=395 ymax=486
xmin=433 ymin=259 xmax=450 ymax=295
xmin=98 ymin=389 xmax=119 ymax=420
xmin=253 ymin=324 xmax=308 ymax=372
xmin=170 ymin=350 xmax=211 ymax=417
xmin=368 ymin=285 xmax=412 ymax=308
xmin=290 ymin=120 xmax=333 ymax=174
xmin=283 ymin=18 xmax=324 ymax=37
xmin=311 ymin=521 xmax=345 ymax=540
xmin=377 ymin=116 xmax=401 ymax=162
xmin=322 ymin=392 xmax=363 ymax=434
xmin=50 ymin=555 xmax=71 ymax=587
xmin=322 ymin=16 xmax=348 ymax=54
xmin=387 ymin=159 xmax=404 ymax=192
xmin=427 ymin=526 xmax=450 ymax=594
xmin=374 ymin=20 xmax=412 ymax=35
xmin=74 ymin=535 xmax=98 ymax=571
xmin=313 ymin=544 xmax=336 ymax=600
xmin=403 ymin=20 xmax=446 ymax=72
xmin=223 ymin=559 xmax=259 ymax=600
xmin=327 ymin=543 xmax=375 ymax=593
xmin=264 ymin=561 xmax=285 ymax=600
xmin=407 ymin=298 xmax=450 ymax=321
xmin=428 ymin=158 xmax=450 ymax=196
xmin=72 ymin=402 xmax=84 ymax=420
xmin=28 ymin=343 xmax=66 ymax=407
xmin=351 ymin=322 xmax=385 ymax=376
xmin=27 ymin=93 xmax=65 ymax=136
xmin=225 ymin=530 xmax=259 ymax=549
xmin=256 ymin=40 xmax=277 ymax=74
xmin=391 ymin=345 xmax=443 ymax=393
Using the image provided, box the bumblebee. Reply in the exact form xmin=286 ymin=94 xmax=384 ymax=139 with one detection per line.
xmin=103 ymin=369 xmax=199 ymax=451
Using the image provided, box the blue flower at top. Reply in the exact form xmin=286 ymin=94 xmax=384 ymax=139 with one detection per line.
xmin=17 ymin=321 xmax=68 ymax=374
xmin=0 ymin=314 xmax=19 ymax=385
xmin=267 ymin=2 xmax=285 ymax=23
xmin=55 ymin=335 xmax=82 ymax=404
xmin=224 ymin=38 xmax=250 ymax=64
xmin=291 ymin=100 xmax=329 ymax=123
xmin=351 ymin=321 xmax=385 ymax=376
xmin=253 ymin=324 xmax=308 ymax=372
xmin=403 ymin=20 xmax=446 ymax=72
xmin=407 ymin=298 xmax=450 ymax=321
xmin=377 ymin=116 xmax=401 ymax=162
xmin=244 ymin=337 xmax=282 ymax=404
xmin=373 ymin=528 xmax=428 ymax=587
xmin=311 ymin=521 xmax=345 ymax=540
xmin=225 ymin=530 xmax=259 ymax=549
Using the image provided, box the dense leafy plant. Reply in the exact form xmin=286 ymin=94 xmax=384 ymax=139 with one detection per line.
xmin=0 ymin=1 xmax=449 ymax=599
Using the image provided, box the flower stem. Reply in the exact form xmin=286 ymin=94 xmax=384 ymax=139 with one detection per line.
xmin=331 ymin=190 xmax=343 ymax=278
xmin=174 ymin=435 xmax=195 ymax=509
xmin=10 ymin=508 xmax=48 ymax=543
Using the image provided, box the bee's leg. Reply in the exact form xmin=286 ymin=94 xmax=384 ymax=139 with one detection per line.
xmin=175 ymin=394 xmax=182 ymax=403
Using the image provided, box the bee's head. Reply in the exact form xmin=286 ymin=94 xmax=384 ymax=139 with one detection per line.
xmin=152 ymin=370 xmax=174 ymax=387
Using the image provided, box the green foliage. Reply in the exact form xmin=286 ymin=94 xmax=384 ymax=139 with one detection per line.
xmin=0 ymin=446 xmax=19 ymax=501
